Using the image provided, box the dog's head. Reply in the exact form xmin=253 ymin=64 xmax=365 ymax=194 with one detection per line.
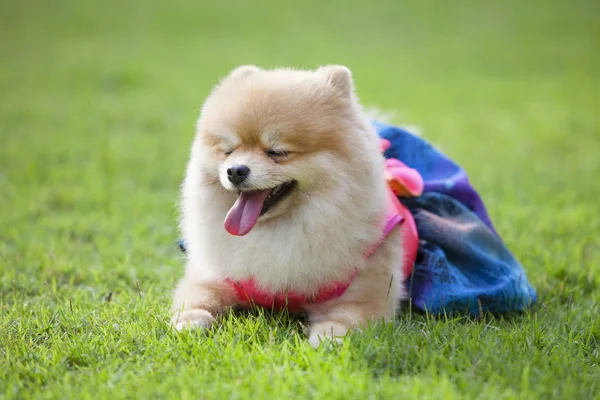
xmin=194 ymin=65 xmax=376 ymax=236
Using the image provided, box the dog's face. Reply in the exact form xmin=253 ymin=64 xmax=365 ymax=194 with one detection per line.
xmin=195 ymin=65 xmax=364 ymax=236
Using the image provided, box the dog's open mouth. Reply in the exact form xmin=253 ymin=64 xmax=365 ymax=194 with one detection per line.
xmin=260 ymin=180 xmax=297 ymax=216
xmin=224 ymin=180 xmax=297 ymax=236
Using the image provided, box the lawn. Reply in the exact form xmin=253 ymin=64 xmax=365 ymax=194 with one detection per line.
xmin=1 ymin=0 xmax=599 ymax=398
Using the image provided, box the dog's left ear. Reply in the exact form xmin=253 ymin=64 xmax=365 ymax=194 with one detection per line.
xmin=318 ymin=65 xmax=354 ymax=97
xmin=228 ymin=65 xmax=262 ymax=80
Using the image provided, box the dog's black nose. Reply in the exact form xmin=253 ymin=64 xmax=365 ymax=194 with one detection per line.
xmin=227 ymin=165 xmax=250 ymax=185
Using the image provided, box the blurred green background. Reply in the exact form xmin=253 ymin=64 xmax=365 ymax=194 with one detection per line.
xmin=1 ymin=0 xmax=599 ymax=398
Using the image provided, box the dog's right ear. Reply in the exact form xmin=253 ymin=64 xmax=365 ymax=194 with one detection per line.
xmin=318 ymin=65 xmax=354 ymax=98
xmin=228 ymin=65 xmax=261 ymax=79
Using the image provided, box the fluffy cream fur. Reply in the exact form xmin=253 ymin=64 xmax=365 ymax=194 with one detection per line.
xmin=171 ymin=65 xmax=406 ymax=347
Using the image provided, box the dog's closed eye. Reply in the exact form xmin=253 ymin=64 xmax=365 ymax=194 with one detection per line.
xmin=265 ymin=149 xmax=289 ymax=158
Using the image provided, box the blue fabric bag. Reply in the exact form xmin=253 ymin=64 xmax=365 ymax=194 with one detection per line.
xmin=374 ymin=120 xmax=536 ymax=315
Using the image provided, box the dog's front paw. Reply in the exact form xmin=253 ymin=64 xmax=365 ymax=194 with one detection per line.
xmin=308 ymin=321 xmax=351 ymax=348
xmin=172 ymin=309 xmax=215 ymax=331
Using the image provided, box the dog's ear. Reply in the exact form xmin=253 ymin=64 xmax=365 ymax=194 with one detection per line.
xmin=228 ymin=65 xmax=261 ymax=79
xmin=318 ymin=65 xmax=354 ymax=97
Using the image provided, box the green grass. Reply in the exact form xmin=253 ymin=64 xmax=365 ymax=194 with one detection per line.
xmin=1 ymin=0 xmax=599 ymax=398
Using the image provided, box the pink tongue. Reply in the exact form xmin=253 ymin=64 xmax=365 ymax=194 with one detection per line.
xmin=224 ymin=190 xmax=271 ymax=236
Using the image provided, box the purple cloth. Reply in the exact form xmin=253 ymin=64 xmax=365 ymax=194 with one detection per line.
xmin=374 ymin=120 xmax=536 ymax=315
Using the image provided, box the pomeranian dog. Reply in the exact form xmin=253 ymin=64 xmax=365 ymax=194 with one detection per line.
xmin=171 ymin=65 xmax=407 ymax=347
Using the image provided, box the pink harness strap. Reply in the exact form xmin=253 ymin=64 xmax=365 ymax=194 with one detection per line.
xmin=226 ymin=139 xmax=423 ymax=312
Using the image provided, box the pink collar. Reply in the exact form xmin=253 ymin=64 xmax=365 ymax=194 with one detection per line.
xmin=226 ymin=139 xmax=423 ymax=312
